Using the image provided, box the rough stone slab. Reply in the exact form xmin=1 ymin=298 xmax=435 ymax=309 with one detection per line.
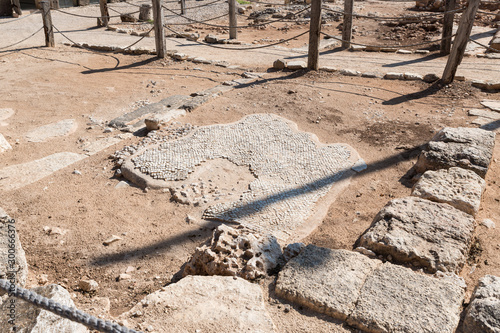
xmin=25 ymin=119 xmax=77 ymax=142
xmin=286 ymin=61 xmax=306 ymax=70
xmin=0 ymin=152 xmax=86 ymax=191
xmin=415 ymin=127 xmax=496 ymax=178
xmin=182 ymin=225 xmax=283 ymax=280
xmin=81 ymin=137 xmax=122 ymax=156
xmin=119 ymin=275 xmax=275 ymax=333
xmin=0 ymin=284 xmax=88 ymax=333
xmin=384 ymin=72 xmax=404 ymax=80
xmin=411 ymin=167 xmax=486 ymax=216
xmin=340 ymin=69 xmax=361 ymax=76
xmin=481 ymin=100 xmax=500 ymax=112
xmin=0 ymin=133 xmax=12 ymax=153
xmin=108 ymin=95 xmax=191 ymax=128
xmin=468 ymin=109 xmax=500 ymax=120
xmin=403 ymin=73 xmax=423 ymax=80
xmin=347 ymin=262 xmax=464 ymax=333
xmin=359 ymin=197 xmax=475 ymax=273
xmin=275 ymin=245 xmax=381 ymax=321
xmin=0 ymin=212 xmax=28 ymax=288
xmin=0 ymin=108 xmax=14 ymax=126
xmin=463 ymin=275 xmax=500 ymax=333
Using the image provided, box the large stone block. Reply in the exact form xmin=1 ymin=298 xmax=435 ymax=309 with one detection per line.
xmin=411 ymin=167 xmax=486 ymax=216
xmin=358 ymin=197 xmax=475 ymax=273
xmin=462 ymin=275 xmax=500 ymax=333
xmin=119 ymin=275 xmax=275 ymax=333
xmin=415 ymin=127 xmax=496 ymax=178
xmin=347 ymin=263 xmax=464 ymax=333
xmin=275 ymin=245 xmax=381 ymax=320
xmin=0 ymin=211 xmax=27 ymax=288
xmin=0 ymin=284 xmax=88 ymax=333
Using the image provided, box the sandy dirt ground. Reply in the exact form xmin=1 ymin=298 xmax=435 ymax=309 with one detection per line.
xmin=0 ymin=1 xmax=500 ymax=332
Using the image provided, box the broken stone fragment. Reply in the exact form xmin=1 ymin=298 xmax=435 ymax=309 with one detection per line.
xmin=182 ymin=225 xmax=283 ymax=280
xmin=359 ymin=197 xmax=475 ymax=273
xmin=103 ymin=235 xmax=122 ymax=246
xmin=79 ymin=279 xmax=98 ymax=292
xmin=462 ymin=275 xmax=500 ymax=333
xmin=273 ymin=59 xmax=287 ymax=70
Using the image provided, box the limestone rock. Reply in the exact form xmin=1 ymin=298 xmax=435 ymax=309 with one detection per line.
xmin=276 ymin=245 xmax=381 ymax=320
xmin=273 ymin=59 xmax=287 ymax=70
xmin=78 ymin=279 xmax=98 ymax=292
xmin=481 ymin=99 xmax=500 ymax=112
xmin=423 ymin=73 xmax=440 ymax=83
xmin=415 ymin=127 xmax=496 ymax=178
xmin=411 ymin=167 xmax=486 ymax=216
xmin=172 ymin=52 xmax=188 ymax=61
xmin=205 ymin=34 xmax=222 ymax=44
xmin=347 ymin=263 xmax=464 ymax=333
xmin=404 ymin=72 xmax=423 ymax=81
xmin=359 ymin=197 xmax=475 ymax=273
xmin=25 ymin=119 xmax=78 ymax=142
xmin=384 ymin=72 xmax=403 ymax=80
xmin=0 ymin=284 xmax=88 ymax=333
xmin=0 ymin=108 xmax=14 ymax=122
xmin=463 ymin=275 xmax=500 ymax=333
xmin=0 ymin=133 xmax=12 ymax=153
xmin=283 ymin=242 xmax=305 ymax=262
xmin=286 ymin=61 xmax=306 ymax=70
xmin=103 ymin=235 xmax=122 ymax=245
xmin=340 ymin=69 xmax=360 ymax=76
xmin=119 ymin=275 xmax=275 ymax=332
xmin=0 ymin=212 xmax=28 ymax=288
xmin=182 ymin=225 xmax=283 ymax=280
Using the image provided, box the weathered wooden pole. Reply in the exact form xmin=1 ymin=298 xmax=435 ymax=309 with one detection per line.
xmin=41 ymin=1 xmax=54 ymax=47
xmin=441 ymin=0 xmax=480 ymax=84
xmin=139 ymin=4 xmax=151 ymax=21
xmin=440 ymin=0 xmax=456 ymax=55
xmin=97 ymin=0 xmax=109 ymax=27
xmin=228 ymin=0 xmax=237 ymax=39
xmin=180 ymin=0 xmax=185 ymax=14
xmin=307 ymin=0 xmax=321 ymax=69
xmin=342 ymin=0 xmax=353 ymax=49
xmin=152 ymin=0 xmax=166 ymax=58
xmin=12 ymin=0 xmax=22 ymax=15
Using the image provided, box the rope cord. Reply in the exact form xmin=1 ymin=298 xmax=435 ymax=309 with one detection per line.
xmin=321 ymin=6 xmax=465 ymax=20
xmin=0 ymin=10 xmax=40 ymax=25
xmin=165 ymin=12 xmax=229 ymax=25
xmin=0 ymin=26 xmax=43 ymax=50
xmin=53 ymin=24 xmax=153 ymax=52
xmin=165 ymin=24 xmax=309 ymax=49
xmin=55 ymin=8 xmax=137 ymax=19
xmin=320 ymin=31 xmax=456 ymax=48
xmin=179 ymin=0 xmax=225 ymax=11
xmin=162 ymin=4 xmax=311 ymax=28
xmin=468 ymin=38 xmax=500 ymax=53
xmin=108 ymin=7 xmax=141 ymax=16
xmin=0 ymin=279 xmax=143 ymax=333
xmin=476 ymin=9 xmax=500 ymax=15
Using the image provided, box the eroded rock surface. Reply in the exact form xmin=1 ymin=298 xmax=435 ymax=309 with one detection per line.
xmin=182 ymin=224 xmax=283 ymax=280
xmin=25 ymin=119 xmax=78 ymax=142
xmin=462 ymin=275 xmax=500 ymax=333
xmin=411 ymin=167 xmax=486 ymax=216
xmin=119 ymin=275 xmax=275 ymax=333
xmin=415 ymin=127 xmax=496 ymax=178
xmin=0 ymin=284 xmax=88 ymax=333
xmin=359 ymin=197 xmax=475 ymax=273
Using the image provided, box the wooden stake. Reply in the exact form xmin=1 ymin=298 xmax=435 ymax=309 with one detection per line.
xmin=12 ymin=0 xmax=22 ymax=15
xmin=139 ymin=4 xmax=151 ymax=22
xmin=342 ymin=0 xmax=353 ymax=49
xmin=440 ymin=0 xmax=455 ymax=55
xmin=180 ymin=0 xmax=185 ymax=14
xmin=228 ymin=0 xmax=237 ymax=39
xmin=97 ymin=0 xmax=109 ymax=27
xmin=441 ymin=0 xmax=480 ymax=84
xmin=307 ymin=0 xmax=321 ymax=70
xmin=152 ymin=0 xmax=166 ymax=58
xmin=41 ymin=1 xmax=54 ymax=47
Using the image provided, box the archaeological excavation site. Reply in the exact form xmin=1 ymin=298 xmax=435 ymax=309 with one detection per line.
xmin=0 ymin=0 xmax=499 ymax=331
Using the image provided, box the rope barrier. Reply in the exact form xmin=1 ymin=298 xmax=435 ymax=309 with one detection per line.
xmin=55 ymin=8 xmax=135 ymax=19
xmin=165 ymin=12 xmax=229 ymax=25
xmin=108 ymin=7 xmax=141 ymax=16
xmin=180 ymin=0 xmax=225 ymax=11
xmin=468 ymin=38 xmax=500 ymax=53
xmin=0 ymin=279 xmax=143 ymax=333
xmin=0 ymin=26 xmax=43 ymax=50
xmin=320 ymin=31 xmax=456 ymax=48
xmin=53 ymin=24 xmax=153 ymax=52
xmin=164 ymin=23 xmax=309 ymax=49
xmin=162 ymin=4 xmax=310 ymax=28
xmin=0 ymin=10 xmax=40 ymax=25
xmin=321 ymin=5 xmax=465 ymax=20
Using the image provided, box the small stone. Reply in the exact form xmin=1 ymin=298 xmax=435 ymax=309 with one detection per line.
xmin=103 ymin=235 xmax=122 ymax=246
xmin=351 ymin=158 xmax=367 ymax=172
xmin=79 ymin=279 xmax=99 ymax=292
xmin=404 ymin=73 xmax=423 ymax=81
xmin=283 ymin=242 xmax=305 ymax=262
xmin=73 ymin=170 xmax=82 ymax=175
xmin=481 ymin=219 xmax=496 ymax=229
xmin=284 ymin=304 xmax=291 ymax=313
xmin=103 ymin=127 xmax=113 ymax=133
xmin=118 ymin=273 xmax=132 ymax=281
xmin=125 ymin=266 xmax=135 ymax=274
xmin=273 ymin=59 xmax=287 ymax=70
xmin=172 ymin=53 xmax=188 ymax=61
xmin=0 ymin=133 xmax=12 ymax=153
xmin=384 ymin=72 xmax=404 ymax=80
xmin=423 ymin=73 xmax=440 ymax=83
xmin=354 ymin=247 xmax=376 ymax=257
xmin=286 ymin=61 xmax=307 ymax=70
xmin=38 ymin=274 xmax=49 ymax=285
xmin=340 ymin=69 xmax=360 ymax=76
xmin=145 ymin=118 xmax=160 ymax=131
xmin=186 ymin=215 xmax=197 ymax=224
xmin=115 ymin=180 xmax=130 ymax=189
xmin=396 ymin=49 xmax=412 ymax=54
xmin=463 ymin=275 xmax=500 ymax=332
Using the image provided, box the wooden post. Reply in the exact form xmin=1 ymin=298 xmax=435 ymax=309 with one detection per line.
xmin=180 ymin=0 xmax=185 ymax=14
xmin=342 ymin=0 xmax=353 ymax=49
xmin=97 ymin=0 xmax=109 ymax=27
xmin=41 ymin=1 xmax=54 ymax=47
xmin=440 ymin=0 xmax=455 ymax=55
xmin=139 ymin=4 xmax=151 ymax=21
xmin=228 ymin=0 xmax=237 ymax=39
xmin=307 ymin=0 xmax=321 ymax=70
xmin=152 ymin=0 xmax=166 ymax=58
xmin=12 ymin=0 xmax=22 ymax=15
xmin=441 ymin=0 xmax=480 ymax=84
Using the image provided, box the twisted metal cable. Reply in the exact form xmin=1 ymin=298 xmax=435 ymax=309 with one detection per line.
xmin=0 ymin=26 xmax=43 ymax=50
xmin=165 ymin=23 xmax=309 ymax=49
xmin=321 ymin=5 xmax=465 ymax=20
xmin=320 ymin=31 xmax=456 ymax=48
xmin=0 ymin=279 xmax=143 ymax=333
xmin=0 ymin=10 xmax=40 ymax=25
